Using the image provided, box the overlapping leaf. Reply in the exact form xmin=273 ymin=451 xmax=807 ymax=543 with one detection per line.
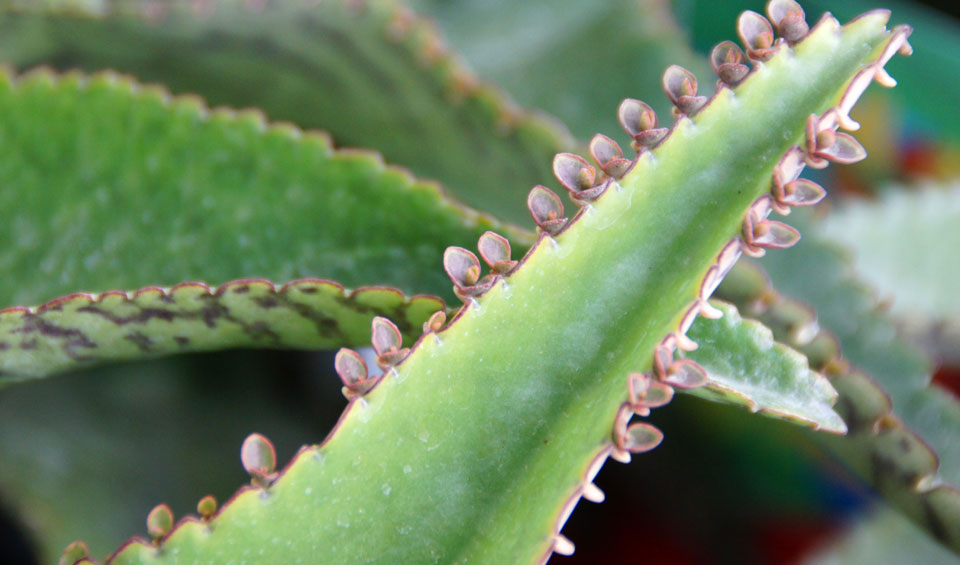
xmin=0 ymin=0 xmax=573 ymax=224
xmin=820 ymin=184 xmax=960 ymax=321
xmin=683 ymin=301 xmax=846 ymax=433
xmin=715 ymin=208 xmax=960 ymax=552
xmin=0 ymin=68 xmax=514 ymax=380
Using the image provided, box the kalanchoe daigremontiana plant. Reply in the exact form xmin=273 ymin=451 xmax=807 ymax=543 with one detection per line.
xmin=4 ymin=0 xmax=960 ymax=562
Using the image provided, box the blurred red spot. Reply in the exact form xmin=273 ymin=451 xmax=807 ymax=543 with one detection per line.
xmin=933 ymin=364 xmax=960 ymax=399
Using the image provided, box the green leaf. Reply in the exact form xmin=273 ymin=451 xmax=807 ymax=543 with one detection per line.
xmin=0 ymin=0 xmax=573 ymax=224
xmin=716 ymin=207 xmax=960 ymax=552
xmin=409 ymin=0 xmax=712 ymax=144
xmin=819 ymin=183 xmax=960 ymax=358
xmin=0 ymin=279 xmax=443 ymax=385
xmin=682 ymin=300 xmax=846 ymax=433
xmin=95 ymin=11 xmax=908 ymax=563
xmin=0 ymin=68 xmax=503 ymax=306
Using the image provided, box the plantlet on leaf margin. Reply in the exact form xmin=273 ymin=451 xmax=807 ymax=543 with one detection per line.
xmin=617 ymin=98 xmax=669 ymax=151
xmin=77 ymin=3 xmax=913 ymax=563
xmin=435 ymin=5 xmax=907 ymax=560
xmin=145 ymin=505 xmax=173 ymax=545
xmin=58 ymin=541 xmax=91 ymax=565
xmin=371 ymin=316 xmax=410 ymax=369
xmin=196 ymin=496 xmax=217 ymax=522
xmin=527 ymin=186 xmax=568 ymax=235
xmin=240 ymin=433 xmax=277 ymax=489
xmin=711 ymin=41 xmax=750 ymax=86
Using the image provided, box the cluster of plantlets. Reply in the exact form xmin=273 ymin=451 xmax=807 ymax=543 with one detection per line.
xmin=2 ymin=0 xmax=958 ymax=563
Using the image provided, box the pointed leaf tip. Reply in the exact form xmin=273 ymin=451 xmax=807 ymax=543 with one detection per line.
xmin=528 ymin=186 xmax=567 ymax=234
xmin=241 ymin=433 xmax=277 ymax=483
xmin=147 ymin=504 xmax=174 ymax=542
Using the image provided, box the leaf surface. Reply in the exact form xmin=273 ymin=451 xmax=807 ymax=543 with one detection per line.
xmin=806 ymin=507 xmax=957 ymax=565
xmin=0 ymin=353 xmax=342 ymax=562
xmin=0 ymin=67 xmax=498 ymax=305
xmin=94 ymin=11 xmax=908 ymax=563
xmin=683 ymin=300 xmax=846 ymax=433
xmin=0 ymin=0 xmax=572 ymax=224
xmin=820 ymin=183 xmax=960 ymax=360
xmin=715 ymin=208 xmax=960 ymax=552
xmin=409 ymin=0 xmax=712 ymax=144
xmin=0 ymin=279 xmax=442 ymax=385
xmin=685 ymin=0 xmax=960 ymax=143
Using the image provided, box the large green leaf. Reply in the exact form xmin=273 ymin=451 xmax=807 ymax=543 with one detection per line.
xmin=409 ymin=0 xmax=712 ymax=144
xmin=683 ymin=300 xmax=846 ymax=433
xmin=0 ymin=0 xmax=573 ymax=224
xmin=0 ymin=66 xmax=502 ymax=308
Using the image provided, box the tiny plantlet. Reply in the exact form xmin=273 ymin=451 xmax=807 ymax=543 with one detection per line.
xmin=0 ymin=0 xmax=957 ymax=563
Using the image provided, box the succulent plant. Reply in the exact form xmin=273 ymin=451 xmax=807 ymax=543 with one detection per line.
xmin=0 ymin=0 xmax=957 ymax=563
